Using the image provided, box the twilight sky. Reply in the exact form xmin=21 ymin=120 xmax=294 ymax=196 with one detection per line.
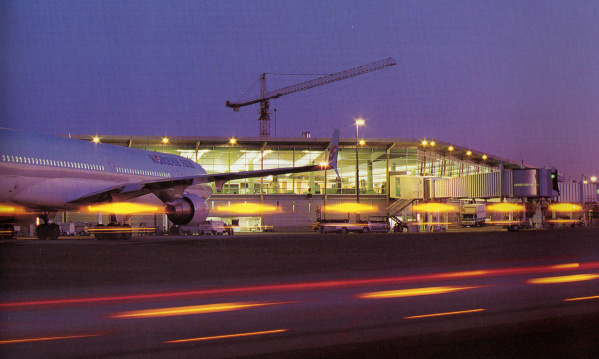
xmin=1 ymin=1 xmax=598 ymax=179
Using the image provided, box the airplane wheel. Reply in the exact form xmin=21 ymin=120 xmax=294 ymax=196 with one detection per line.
xmin=106 ymin=223 xmax=121 ymax=240
xmin=48 ymin=223 xmax=60 ymax=240
xmin=36 ymin=224 xmax=49 ymax=240
xmin=121 ymin=224 xmax=132 ymax=240
xmin=94 ymin=224 xmax=106 ymax=240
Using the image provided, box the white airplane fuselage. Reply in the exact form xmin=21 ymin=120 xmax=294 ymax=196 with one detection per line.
xmin=0 ymin=129 xmax=212 ymax=214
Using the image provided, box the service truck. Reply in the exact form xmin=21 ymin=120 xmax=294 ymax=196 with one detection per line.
xmin=460 ymin=204 xmax=486 ymax=227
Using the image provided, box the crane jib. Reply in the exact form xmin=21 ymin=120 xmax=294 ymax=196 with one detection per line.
xmin=226 ymin=57 xmax=397 ymax=109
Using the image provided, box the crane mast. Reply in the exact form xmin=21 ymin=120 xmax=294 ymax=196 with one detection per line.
xmin=226 ymin=57 xmax=397 ymax=137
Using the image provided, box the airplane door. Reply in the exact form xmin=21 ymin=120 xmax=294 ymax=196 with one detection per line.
xmin=103 ymin=157 xmax=116 ymax=177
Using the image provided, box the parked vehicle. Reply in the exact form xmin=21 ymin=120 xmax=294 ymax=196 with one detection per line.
xmin=461 ymin=204 xmax=486 ymax=227
xmin=180 ymin=220 xmax=233 ymax=235
xmin=59 ymin=222 xmax=92 ymax=236
xmin=315 ymin=217 xmax=389 ymax=234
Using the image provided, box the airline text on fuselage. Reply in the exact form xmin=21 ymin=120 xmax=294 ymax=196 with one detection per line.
xmin=149 ymin=154 xmax=195 ymax=168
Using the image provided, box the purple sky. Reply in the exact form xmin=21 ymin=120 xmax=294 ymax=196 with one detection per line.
xmin=2 ymin=1 xmax=598 ymax=179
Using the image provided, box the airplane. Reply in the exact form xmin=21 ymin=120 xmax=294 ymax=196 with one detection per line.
xmin=0 ymin=128 xmax=339 ymax=240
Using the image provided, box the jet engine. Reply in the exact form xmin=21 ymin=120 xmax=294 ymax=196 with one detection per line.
xmin=165 ymin=194 xmax=209 ymax=226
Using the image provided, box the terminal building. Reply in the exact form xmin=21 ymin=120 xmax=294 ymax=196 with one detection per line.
xmin=59 ymin=133 xmax=597 ymax=233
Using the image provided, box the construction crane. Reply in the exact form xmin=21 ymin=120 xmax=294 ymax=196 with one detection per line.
xmin=226 ymin=57 xmax=397 ymax=137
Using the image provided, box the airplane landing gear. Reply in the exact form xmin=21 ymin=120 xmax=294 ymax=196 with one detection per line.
xmin=35 ymin=212 xmax=60 ymax=240
xmin=36 ymin=223 xmax=60 ymax=240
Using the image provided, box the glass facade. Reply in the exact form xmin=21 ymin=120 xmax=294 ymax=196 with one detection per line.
xmin=166 ymin=144 xmax=495 ymax=195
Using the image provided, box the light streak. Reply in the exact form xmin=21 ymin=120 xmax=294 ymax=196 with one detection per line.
xmin=488 ymin=220 xmax=525 ymax=225
xmin=0 ymin=204 xmax=38 ymax=215
xmin=526 ymin=274 xmax=599 ymax=284
xmin=216 ymin=203 xmax=278 ymax=214
xmin=0 ymin=204 xmax=16 ymax=213
xmin=323 ymin=203 xmax=378 ymax=213
xmin=4 ymin=261 xmax=598 ymax=310
xmin=110 ymin=301 xmax=288 ymax=319
xmin=85 ymin=203 xmax=163 ymax=214
xmin=487 ymin=203 xmax=523 ymax=212
xmin=0 ymin=333 xmax=105 ymax=345
xmin=358 ymin=286 xmax=486 ymax=299
xmin=404 ymin=308 xmax=486 ymax=319
xmin=165 ymin=329 xmax=288 ymax=344
xmin=412 ymin=203 xmax=458 ymax=213
xmin=548 ymin=203 xmax=583 ymax=212
xmin=564 ymin=295 xmax=599 ymax=302
xmin=88 ymin=227 xmax=155 ymax=233
xmin=545 ymin=219 xmax=581 ymax=224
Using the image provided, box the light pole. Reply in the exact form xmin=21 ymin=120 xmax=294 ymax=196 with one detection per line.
xmin=355 ymin=118 xmax=365 ymax=203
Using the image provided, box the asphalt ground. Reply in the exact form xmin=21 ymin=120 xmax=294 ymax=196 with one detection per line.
xmin=2 ymin=227 xmax=593 ymax=294
xmin=1 ymin=227 xmax=599 ymax=358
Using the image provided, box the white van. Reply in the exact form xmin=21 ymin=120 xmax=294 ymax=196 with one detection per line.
xmin=196 ymin=220 xmax=233 ymax=235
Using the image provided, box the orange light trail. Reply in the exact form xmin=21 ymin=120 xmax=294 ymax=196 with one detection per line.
xmin=357 ymin=286 xmax=486 ymax=299
xmin=488 ymin=220 xmax=525 ymax=225
xmin=323 ymin=203 xmax=378 ymax=213
xmin=526 ymin=274 xmax=599 ymax=284
xmin=564 ymin=295 xmax=599 ymax=302
xmin=0 ymin=204 xmax=16 ymax=214
xmin=3 ymin=262 xmax=598 ymax=310
xmin=86 ymin=203 xmax=164 ymax=214
xmin=486 ymin=203 xmax=523 ymax=213
xmin=548 ymin=203 xmax=583 ymax=212
xmin=216 ymin=203 xmax=278 ymax=214
xmin=404 ymin=308 xmax=486 ymax=319
xmin=165 ymin=329 xmax=288 ymax=344
xmin=0 ymin=204 xmax=39 ymax=215
xmin=417 ymin=222 xmax=453 ymax=225
xmin=0 ymin=333 xmax=105 ymax=345
xmin=110 ymin=301 xmax=288 ymax=319
xmin=412 ymin=203 xmax=458 ymax=213
xmin=87 ymin=227 xmax=155 ymax=233
xmin=545 ymin=219 xmax=581 ymax=224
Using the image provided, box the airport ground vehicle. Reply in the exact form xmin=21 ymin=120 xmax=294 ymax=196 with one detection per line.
xmin=315 ymin=217 xmax=389 ymax=234
xmin=179 ymin=220 xmax=233 ymax=235
xmin=461 ymin=204 xmax=486 ymax=227
xmin=59 ymin=222 xmax=91 ymax=236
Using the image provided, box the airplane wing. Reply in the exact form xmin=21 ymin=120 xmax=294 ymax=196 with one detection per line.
xmin=69 ymin=129 xmax=339 ymax=204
